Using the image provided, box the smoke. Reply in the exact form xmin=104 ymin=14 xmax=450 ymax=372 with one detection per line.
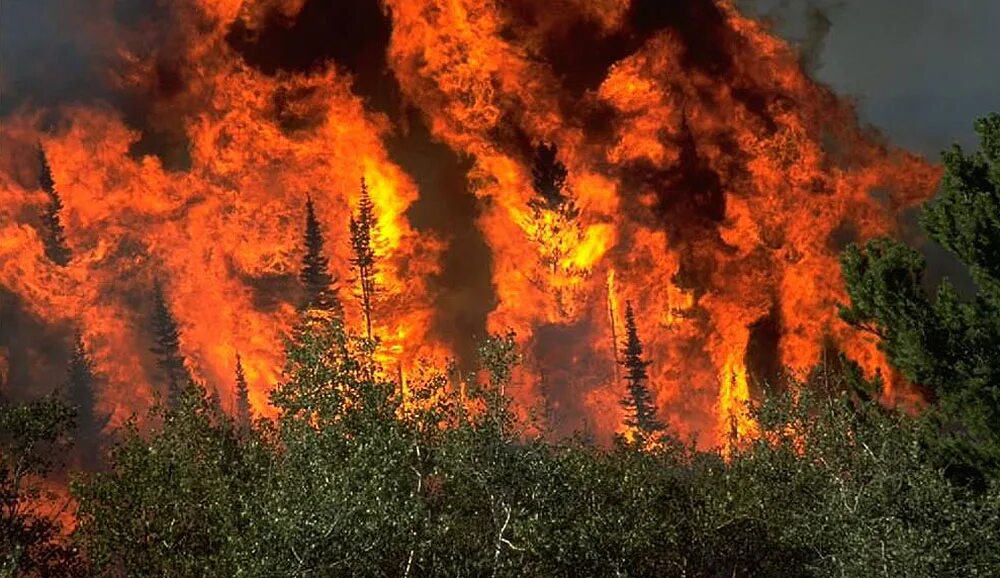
xmin=738 ymin=0 xmax=1000 ymax=157
xmin=0 ymin=0 xmax=976 ymax=447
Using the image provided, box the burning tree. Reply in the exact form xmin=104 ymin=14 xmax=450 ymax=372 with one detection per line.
xmin=619 ymin=301 xmax=664 ymax=437
xmin=524 ymin=142 xmax=588 ymax=317
xmin=350 ymin=178 xmax=378 ymax=340
xmin=149 ymin=281 xmax=189 ymax=407
xmin=299 ymin=196 xmax=342 ymax=316
xmin=233 ymin=353 xmax=251 ymax=430
xmin=37 ymin=147 xmax=71 ymax=267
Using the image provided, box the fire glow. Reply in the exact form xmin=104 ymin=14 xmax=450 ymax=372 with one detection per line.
xmin=0 ymin=0 xmax=940 ymax=449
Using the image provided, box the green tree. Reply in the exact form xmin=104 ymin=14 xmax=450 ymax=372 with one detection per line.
xmin=299 ymin=196 xmax=341 ymax=315
xmin=840 ymin=113 xmax=1000 ymax=480
xmin=150 ymin=281 xmax=189 ymax=407
xmin=619 ymin=302 xmax=664 ymax=437
xmin=350 ymin=178 xmax=378 ymax=339
xmin=37 ymin=147 xmax=71 ymax=267
xmin=72 ymin=382 xmax=265 ymax=577
xmin=1 ymin=393 xmax=85 ymax=577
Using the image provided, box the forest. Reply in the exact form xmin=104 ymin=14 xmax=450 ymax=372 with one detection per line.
xmin=2 ymin=113 xmax=999 ymax=577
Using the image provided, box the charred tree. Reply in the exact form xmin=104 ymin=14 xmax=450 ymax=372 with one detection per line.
xmin=349 ymin=178 xmax=378 ymax=339
xmin=150 ymin=281 xmax=189 ymax=407
xmin=299 ymin=196 xmax=342 ymax=315
xmin=233 ymin=353 xmax=251 ymax=430
xmin=619 ymin=301 xmax=664 ymax=436
xmin=528 ymin=142 xmax=577 ymax=219
xmin=38 ymin=147 xmax=71 ymax=267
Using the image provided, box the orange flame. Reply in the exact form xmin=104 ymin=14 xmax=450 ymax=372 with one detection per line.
xmin=0 ymin=0 xmax=940 ymax=447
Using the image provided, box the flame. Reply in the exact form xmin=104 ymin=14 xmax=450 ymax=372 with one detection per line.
xmin=0 ymin=0 xmax=940 ymax=447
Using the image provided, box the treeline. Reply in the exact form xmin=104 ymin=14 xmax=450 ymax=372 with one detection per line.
xmin=2 ymin=116 xmax=999 ymax=577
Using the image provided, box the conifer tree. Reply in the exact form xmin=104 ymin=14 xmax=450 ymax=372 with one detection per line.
xmin=38 ymin=147 xmax=71 ymax=267
xmin=619 ymin=301 xmax=664 ymax=436
xmin=299 ymin=196 xmax=341 ymax=315
xmin=840 ymin=112 xmax=1000 ymax=479
xmin=350 ymin=178 xmax=378 ymax=339
xmin=67 ymin=331 xmax=106 ymax=466
xmin=150 ymin=281 xmax=188 ymax=407
xmin=528 ymin=142 xmax=577 ymax=219
xmin=233 ymin=353 xmax=251 ymax=430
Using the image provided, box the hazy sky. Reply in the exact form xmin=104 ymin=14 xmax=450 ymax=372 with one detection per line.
xmin=2 ymin=1 xmax=997 ymax=158
xmin=743 ymin=0 xmax=1000 ymax=159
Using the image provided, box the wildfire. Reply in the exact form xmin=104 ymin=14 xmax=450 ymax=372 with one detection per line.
xmin=0 ymin=0 xmax=940 ymax=449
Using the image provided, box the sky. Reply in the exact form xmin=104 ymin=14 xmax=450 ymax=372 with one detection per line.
xmin=3 ymin=1 xmax=997 ymax=158
xmin=742 ymin=0 xmax=1000 ymax=158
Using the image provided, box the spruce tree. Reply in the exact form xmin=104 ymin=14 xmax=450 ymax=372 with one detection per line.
xmin=299 ymin=196 xmax=341 ymax=315
xmin=349 ymin=178 xmax=378 ymax=339
xmin=528 ymin=142 xmax=578 ymax=219
xmin=233 ymin=353 xmax=251 ymax=430
xmin=619 ymin=301 xmax=664 ymax=435
xmin=67 ymin=331 xmax=105 ymax=466
xmin=150 ymin=281 xmax=188 ymax=407
xmin=38 ymin=147 xmax=71 ymax=267
xmin=840 ymin=112 xmax=1000 ymax=479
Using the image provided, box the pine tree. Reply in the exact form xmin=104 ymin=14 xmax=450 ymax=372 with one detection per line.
xmin=299 ymin=196 xmax=341 ymax=315
xmin=233 ymin=353 xmax=251 ymax=430
xmin=38 ymin=147 xmax=71 ymax=267
xmin=150 ymin=281 xmax=188 ymax=407
xmin=350 ymin=177 xmax=378 ymax=339
xmin=619 ymin=301 xmax=664 ymax=436
xmin=840 ymin=112 xmax=1000 ymax=480
xmin=528 ymin=142 xmax=577 ymax=219
xmin=67 ymin=331 xmax=106 ymax=467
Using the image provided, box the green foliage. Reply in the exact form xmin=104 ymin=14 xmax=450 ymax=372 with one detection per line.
xmin=69 ymin=318 xmax=1000 ymax=577
xmin=72 ymin=382 xmax=268 ymax=577
xmin=38 ymin=147 xmax=72 ymax=267
xmin=300 ymin=196 xmax=342 ymax=315
xmin=1 ymin=393 xmax=85 ymax=577
xmin=840 ymin=113 xmax=1000 ymax=479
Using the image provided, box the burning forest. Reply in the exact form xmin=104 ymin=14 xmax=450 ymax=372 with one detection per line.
xmin=0 ymin=0 xmax=941 ymax=449
xmin=4 ymin=0 xmax=1000 ymax=576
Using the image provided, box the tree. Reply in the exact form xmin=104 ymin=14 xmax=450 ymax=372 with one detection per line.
xmin=528 ymin=143 xmax=575 ymax=216
xmin=1 ymin=393 xmax=86 ymax=577
xmin=299 ymin=196 xmax=341 ymax=315
xmin=38 ymin=147 xmax=71 ymax=267
xmin=150 ymin=281 xmax=189 ymax=407
xmin=72 ymin=382 xmax=262 ymax=577
xmin=233 ymin=353 xmax=251 ymax=430
xmin=67 ymin=331 xmax=107 ymax=468
xmin=618 ymin=301 xmax=664 ymax=437
xmin=350 ymin=178 xmax=378 ymax=340
xmin=840 ymin=112 xmax=1000 ymax=480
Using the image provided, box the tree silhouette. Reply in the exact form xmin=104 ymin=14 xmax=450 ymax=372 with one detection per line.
xmin=350 ymin=178 xmax=378 ymax=339
xmin=299 ymin=196 xmax=341 ymax=315
xmin=67 ymin=331 xmax=108 ymax=467
xmin=38 ymin=147 xmax=71 ymax=267
xmin=619 ymin=301 xmax=664 ymax=436
xmin=233 ymin=353 xmax=251 ymax=430
xmin=150 ymin=281 xmax=188 ymax=407
xmin=528 ymin=142 xmax=577 ymax=218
